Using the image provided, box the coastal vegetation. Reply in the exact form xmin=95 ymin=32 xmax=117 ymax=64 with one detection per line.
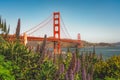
xmin=0 ymin=17 xmax=120 ymax=80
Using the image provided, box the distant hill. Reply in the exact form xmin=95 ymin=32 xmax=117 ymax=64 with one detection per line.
xmin=96 ymin=42 xmax=112 ymax=46
xmin=111 ymin=42 xmax=120 ymax=46
xmin=27 ymin=40 xmax=116 ymax=48
xmin=81 ymin=40 xmax=112 ymax=47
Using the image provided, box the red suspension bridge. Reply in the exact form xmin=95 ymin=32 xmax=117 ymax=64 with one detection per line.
xmin=8 ymin=12 xmax=81 ymax=54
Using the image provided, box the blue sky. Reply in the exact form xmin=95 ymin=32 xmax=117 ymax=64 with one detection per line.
xmin=0 ymin=0 xmax=120 ymax=43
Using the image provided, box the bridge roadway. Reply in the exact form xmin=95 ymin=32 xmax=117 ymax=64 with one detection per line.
xmin=7 ymin=35 xmax=80 ymax=45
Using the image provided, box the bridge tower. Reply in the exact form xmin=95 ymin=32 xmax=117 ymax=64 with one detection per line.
xmin=53 ymin=12 xmax=61 ymax=54
xmin=78 ymin=33 xmax=80 ymax=41
xmin=77 ymin=33 xmax=81 ymax=48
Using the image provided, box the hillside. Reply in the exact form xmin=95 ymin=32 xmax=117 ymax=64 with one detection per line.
xmin=112 ymin=42 xmax=120 ymax=46
xmin=81 ymin=40 xmax=112 ymax=47
xmin=27 ymin=40 xmax=113 ymax=49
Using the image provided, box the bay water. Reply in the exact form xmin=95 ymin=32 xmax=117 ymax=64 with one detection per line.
xmin=61 ymin=45 xmax=120 ymax=59
xmin=79 ymin=45 xmax=120 ymax=59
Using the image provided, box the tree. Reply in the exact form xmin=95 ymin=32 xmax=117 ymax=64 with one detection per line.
xmin=0 ymin=16 xmax=10 ymax=39
xmin=15 ymin=18 xmax=20 ymax=39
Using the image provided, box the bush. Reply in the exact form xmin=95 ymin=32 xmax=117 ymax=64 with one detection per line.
xmin=0 ymin=55 xmax=15 ymax=80
xmin=94 ymin=55 xmax=120 ymax=79
xmin=1 ymin=34 xmax=120 ymax=80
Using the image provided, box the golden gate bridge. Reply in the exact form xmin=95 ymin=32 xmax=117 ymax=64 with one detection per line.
xmin=8 ymin=12 xmax=81 ymax=54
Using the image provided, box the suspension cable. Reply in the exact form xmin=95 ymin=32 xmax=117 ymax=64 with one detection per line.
xmin=60 ymin=15 xmax=72 ymax=39
xmin=21 ymin=14 xmax=52 ymax=35
xmin=61 ymin=25 xmax=68 ymax=38
xmin=27 ymin=18 xmax=52 ymax=35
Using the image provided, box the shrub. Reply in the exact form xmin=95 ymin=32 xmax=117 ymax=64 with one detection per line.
xmin=94 ymin=55 xmax=120 ymax=79
xmin=0 ymin=55 xmax=15 ymax=80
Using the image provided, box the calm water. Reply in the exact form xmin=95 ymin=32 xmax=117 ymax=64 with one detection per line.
xmin=61 ymin=45 xmax=120 ymax=59
xmin=79 ymin=45 xmax=120 ymax=59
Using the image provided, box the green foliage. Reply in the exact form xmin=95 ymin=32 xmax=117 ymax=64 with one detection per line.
xmin=0 ymin=40 xmax=36 ymax=79
xmin=94 ymin=55 xmax=120 ymax=79
xmin=63 ymin=52 xmax=72 ymax=70
xmin=0 ymin=28 xmax=120 ymax=80
xmin=0 ymin=37 xmax=57 ymax=79
xmin=0 ymin=55 xmax=15 ymax=80
xmin=0 ymin=36 xmax=5 ymax=42
xmin=106 ymin=56 xmax=120 ymax=79
xmin=94 ymin=60 xmax=108 ymax=79
xmin=39 ymin=59 xmax=57 ymax=80
xmin=104 ymin=76 xmax=116 ymax=80
xmin=74 ymin=73 xmax=81 ymax=80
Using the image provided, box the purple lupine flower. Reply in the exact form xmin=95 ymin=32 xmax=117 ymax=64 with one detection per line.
xmin=38 ymin=35 xmax=47 ymax=64
xmin=48 ymin=51 xmax=52 ymax=60
xmin=69 ymin=69 xmax=74 ymax=80
xmin=61 ymin=64 xmax=65 ymax=73
xmin=68 ymin=52 xmax=76 ymax=72
xmin=65 ymin=72 xmax=69 ymax=80
xmin=66 ymin=53 xmax=76 ymax=80
xmin=90 ymin=65 xmax=94 ymax=80
xmin=16 ymin=18 xmax=20 ymax=39
xmin=72 ymin=53 xmax=77 ymax=72
xmin=81 ymin=53 xmax=85 ymax=62
xmin=87 ymin=73 xmax=90 ymax=80
xmin=75 ymin=58 xmax=81 ymax=73
xmin=36 ymin=44 xmax=40 ymax=52
xmin=60 ymin=63 xmax=64 ymax=74
xmin=82 ymin=67 xmax=87 ymax=80
xmin=75 ymin=59 xmax=78 ymax=73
